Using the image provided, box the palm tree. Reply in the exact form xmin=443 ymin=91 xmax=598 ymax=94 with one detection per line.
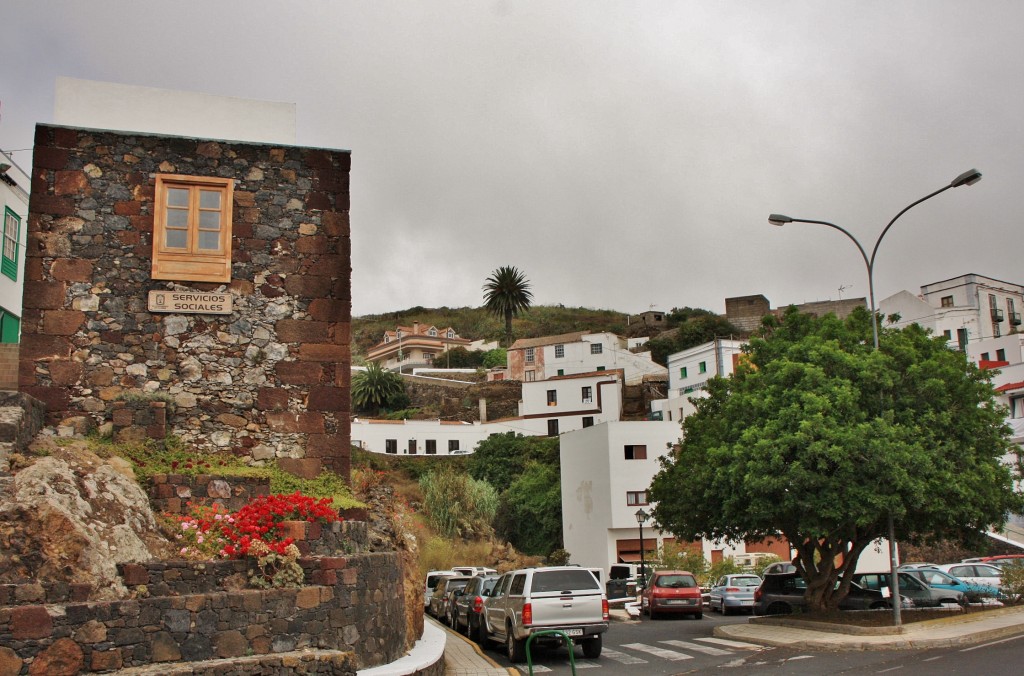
xmin=483 ymin=266 xmax=533 ymax=346
xmin=351 ymin=362 xmax=405 ymax=415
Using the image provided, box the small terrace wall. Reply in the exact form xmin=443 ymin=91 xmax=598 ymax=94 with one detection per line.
xmin=0 ymin=552 xmax=404 ymax=673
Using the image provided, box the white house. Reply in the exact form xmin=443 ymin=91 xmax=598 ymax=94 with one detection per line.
xmin=507 ymin=331 xmax=666 ymax=385
xmin=880 ymin=274 xmax=1024 ymax=350
xmin=352 ymin=371 xmax=624 ymax=455
xmin=0 ymin=149 xmax=27 ymax=344
xmin=559 ymin=420 xmax=791 ymax=575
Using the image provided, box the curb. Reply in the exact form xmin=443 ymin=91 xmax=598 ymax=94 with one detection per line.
xmin=714 ymin=605 xmax=1024 ymax=652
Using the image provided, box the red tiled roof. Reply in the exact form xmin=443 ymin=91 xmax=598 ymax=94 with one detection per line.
xmin=995 ymin=381 xmax=1024 ymax=393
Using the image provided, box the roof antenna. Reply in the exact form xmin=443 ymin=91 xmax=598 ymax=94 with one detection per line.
xmin=838 ymin=284 xmax=851 ymax=300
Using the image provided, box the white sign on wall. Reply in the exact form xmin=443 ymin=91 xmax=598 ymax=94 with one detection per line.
xmin=148 ymin=291 xmax=232 ymax=315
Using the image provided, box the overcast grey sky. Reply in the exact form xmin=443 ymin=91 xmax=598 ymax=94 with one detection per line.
xmin=2 ymin=1 xmax=1022 ymax=318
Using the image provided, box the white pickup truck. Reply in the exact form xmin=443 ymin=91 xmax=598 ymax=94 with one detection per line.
xmin=481 ymin=566 xmax=609 ymax=663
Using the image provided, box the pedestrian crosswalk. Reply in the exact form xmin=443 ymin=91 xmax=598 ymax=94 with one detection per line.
xmin=514 ymin=637 xmax=765 ymax=672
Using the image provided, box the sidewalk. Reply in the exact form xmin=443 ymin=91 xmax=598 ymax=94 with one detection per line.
xmin=715 ymin=604 xmax=1024 ymax=651
xmin=432 ymin=618 xmax=516 ymax=676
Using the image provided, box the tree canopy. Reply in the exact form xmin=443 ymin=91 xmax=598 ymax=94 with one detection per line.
xmin=482 ymin=266 xmax=533 ymax=346
xmin=649 ymin=306 xmax=1022 ymax=612
xmin=468 ymin=432 xmax=563 ymax=555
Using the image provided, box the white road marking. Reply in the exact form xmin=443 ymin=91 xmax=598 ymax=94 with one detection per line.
xmin=601 ymin=647 xmax=648 ymax=665
xmin=695 ymin=637 xmax=764 ymax=650
xmin=516 ymin=665 xmax=550 ymax=673
xmin=661 ymin=640 xmax=733 ymax=656
xmin=620 ymin=642 xmax=694 ymax=661
xmin=959 ymin=633 xmax=1024 ymax=652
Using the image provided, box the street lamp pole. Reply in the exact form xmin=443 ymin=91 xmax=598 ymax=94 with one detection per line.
xmin=635 ymin=508 xmax=649 ymax=596
xmin=768 ymin=168 xmax=982 ymax=628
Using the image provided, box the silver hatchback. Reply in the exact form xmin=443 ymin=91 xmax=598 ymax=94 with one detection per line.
xmin=708 ymin=574 xmax=761 ymax=615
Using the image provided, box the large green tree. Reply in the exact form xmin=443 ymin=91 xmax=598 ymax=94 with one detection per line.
xmin=649 ymin=306 xmax=1021 ymax=612
xmin=468 ymin=432 xmax=563 ymax=554
xmin=483 ymin=266 xmax=533 ymax=346
xmin=351 ymin=362 xmax=406 ymax=415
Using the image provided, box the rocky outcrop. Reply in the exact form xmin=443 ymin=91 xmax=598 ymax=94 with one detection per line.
xmin=0 ymin=441 xmax=173 ymax=598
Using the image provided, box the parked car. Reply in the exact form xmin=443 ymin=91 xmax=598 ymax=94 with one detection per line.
xmin=753 ymin=571 xmax=902 ymax=616
xmin=641 ymin=570 xmax=703 ymax=619
xmin=761 ymin=561 xmax=797 ymax=576
xmin=451 ymin=573 xmax=500 ymax=636
xmin=962 ymin=554 xmax=1024 ymax=567
xmin=424 ymin=570 xmax=457 ymax=609
xmin=481 ymin=566 xmax=608 ymax=663
xmin=851 ymin=571 xmax=965 ymax=607
xmin=608 ymin=562 xmax=655 ymax=595
xmin=452 ymin=566 xmax=498 ymax=577
xmin=429 ymin=575 xmax=471 ymax=618
xmin=937 ymin=563 xmax=1003 ymax=589
xmin=708 ymin=574 xmax=761 ymax=615
xmin=898 ymin=566 xmax=1000 ymax=602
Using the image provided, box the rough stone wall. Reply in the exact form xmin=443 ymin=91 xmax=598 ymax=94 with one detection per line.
xmin=0 ymin=344 xmax=18 ymax=391
xmin=21 ymin=125 xmax=351 ymax=477
xmin=0 ymin=551 xmax=405 ymax=673
xmin=725 ymin=294 xmax=772 ymax=333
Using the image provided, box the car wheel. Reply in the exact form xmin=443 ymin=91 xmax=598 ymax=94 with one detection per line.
xmin=869 ymin=602 xmax=888 ymax=610
xmin=475 ymin=618 xmax=490 ymax=647
xmin=581 ymin=634 xmax=602 ymax=659
xmin=720 ymin=600 xmax=730 ymax=616
xmin=506 ymin=627 xmax=526 ymax=663
xmin=695 ymin=611 xmax=703 ymax=620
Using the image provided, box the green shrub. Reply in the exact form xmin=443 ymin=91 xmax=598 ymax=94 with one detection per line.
xmin=999 ymin=563 xmax=1024 ymax=603
xmin=420 ymin=466 xmax=499 ymax=539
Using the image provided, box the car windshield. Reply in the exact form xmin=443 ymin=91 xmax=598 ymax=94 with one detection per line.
xmin=447 ymin=579 xmax=470 ymax=592
xmin=655 ymin=574 xmax=697 ymax=588
xmin=730 ymin=576 xmax=761 ymax=587
xmin=532 ymin=570 xmax=601 ymax=593
xmin=922 ymin=571 xmax=956 ymax=585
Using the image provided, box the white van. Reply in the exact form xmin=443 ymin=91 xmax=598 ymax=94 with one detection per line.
xmin=424 ymin=570 xmax=457 ymax=608
xmin=451 ymin=566 xmax=497 ymax=577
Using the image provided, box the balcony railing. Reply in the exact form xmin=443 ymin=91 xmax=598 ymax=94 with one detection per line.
xmin=991 ymin=308 xmax=1005 ymax=322
xmin=1011 ymin=313 xmax=1022 ymax=326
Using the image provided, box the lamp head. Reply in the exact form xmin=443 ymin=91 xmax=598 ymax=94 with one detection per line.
xmin=951 ymin=169 xmax=982 ymax=187
xmin=0 ymin=163 xmax=10 ymax=174
xmin=635 ymin=508 xmax=648 ymax=525
xmin=768 ymin=213 xmax=793 ymax=226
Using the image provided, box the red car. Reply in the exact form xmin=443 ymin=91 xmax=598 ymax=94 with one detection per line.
xmin=641 ymin=570 xmax=703 ymax=619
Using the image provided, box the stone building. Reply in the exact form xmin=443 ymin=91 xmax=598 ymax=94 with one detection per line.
xmin=21 ymin=124 xmax=352 ymax=478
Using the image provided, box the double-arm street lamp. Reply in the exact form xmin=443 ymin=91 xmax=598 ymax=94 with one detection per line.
xmin=768 ymin=168 xmax=982 ymax=627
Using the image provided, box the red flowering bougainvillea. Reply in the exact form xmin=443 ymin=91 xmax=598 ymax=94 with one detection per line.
xmin=168 ymin=492 xmax=341 ymax=560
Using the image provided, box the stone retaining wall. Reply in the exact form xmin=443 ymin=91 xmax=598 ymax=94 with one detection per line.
xmin=0 ymin=551 xmax=404 ymax=673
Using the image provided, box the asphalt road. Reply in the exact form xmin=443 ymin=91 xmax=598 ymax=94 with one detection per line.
xmin=480 ymin=610 xmax=1024 ymax=674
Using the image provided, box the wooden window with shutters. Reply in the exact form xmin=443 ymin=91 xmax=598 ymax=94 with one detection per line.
xmin=152 ymin=174 xmax=233 ymax=283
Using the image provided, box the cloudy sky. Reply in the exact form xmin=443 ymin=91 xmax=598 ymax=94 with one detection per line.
xmin=2 ymin=1 xmax=1022 ymax=318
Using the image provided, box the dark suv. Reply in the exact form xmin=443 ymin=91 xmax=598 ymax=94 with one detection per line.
xmin=451 ymin=573 xmax=500 ymax=637
xmin=753 ymin=572 xmax=894 ymax=616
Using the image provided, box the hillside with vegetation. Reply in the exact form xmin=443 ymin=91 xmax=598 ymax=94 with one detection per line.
xmin=351 ymin=304 xmax=632 ymax=361
xmin=352 ymin=304 xmax=744 ymax=363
